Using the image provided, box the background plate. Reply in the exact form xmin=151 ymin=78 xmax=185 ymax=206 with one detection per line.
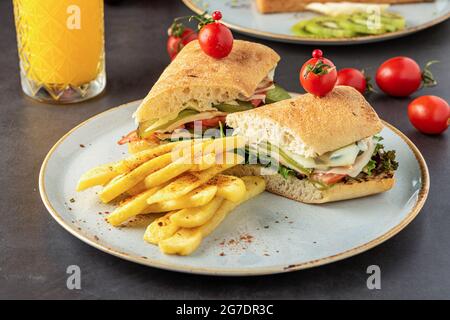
xmin=39 ymin=99 xmax=429 ymax=276
xmin=182 ymin=0 xmax=450 ymax=44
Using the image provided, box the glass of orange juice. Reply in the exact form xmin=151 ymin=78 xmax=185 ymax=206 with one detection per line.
xmin=13 ymin=0 xmax=106 ymax=103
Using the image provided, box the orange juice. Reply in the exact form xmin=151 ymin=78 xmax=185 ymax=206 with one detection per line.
xmin=13 ymin=0 xmax=105 ymax=102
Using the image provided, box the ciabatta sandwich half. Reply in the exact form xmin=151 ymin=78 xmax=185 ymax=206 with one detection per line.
xmin=121 ymin=40 xmax=291 ymax=152
xmin=226 ymin=86 xmax=398 ymax=204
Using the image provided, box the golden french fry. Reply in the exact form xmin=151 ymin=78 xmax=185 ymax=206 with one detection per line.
xmin=146 ymin=154 xmax=243 ymax=205
xmin=189 ymin=152 xmax=217 ymax=171
xmin=208 ymin=174 xmax=246 ymax=202
xmin=168 ymin=136 xmax=240 ymax=165
xmin=99 ymin=153 xmax=172 ymax=203
xmin=204 ymin=136 xmax=245 ymax=158
xmin=115 ymin=139 xmax=196 ymax=173
xmin=77 ymin=137 xmax=241 ymax=192
xmin=199 ymin=176 xmax=266 ymax=237
xmin=145 ymin=148 xmax=228 ymax=188
xmin=169 ymin=196 xmax=224 ymax=228
xmin=143 ymin=158 xmax=193 ymax=189
xmin=143 ymin=211 xmax=179 ymax=245
xmin=145 ymin=185 xmax=218 ymax=213
xmin=76 ymin=163 xmax=117 ymax=191
xmin=170 ymin=136 xmax=243 ymax=169
xmin=158 ymin=176 xmax=266 ymax=255
xmin=126 ymin=181 xmax=147 ymax=196
xmin=171 ymin=136 xmax=243 ymax=162
xmin=77 ymin=140 xmax=196 ymax=191
xmin=142 ymin=139 xmax=221 ymax=188
xmin=105 ymin=173 xmax=125 ymax=186
xmin=158 ymin=228 xmax=202 ymax=256
xmin=107 ymin=187 xmax=158 ymax=226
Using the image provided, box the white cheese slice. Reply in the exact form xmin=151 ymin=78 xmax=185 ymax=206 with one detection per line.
xmin=318 ymin=138 xmax=376 ymax=177
xmin=305 ymin=2 xmax=390 ymax=17
xmin=320 ymin=143 xmax=361 ymax=167
xmin=252 ymin=137 xmax=370 ymax=172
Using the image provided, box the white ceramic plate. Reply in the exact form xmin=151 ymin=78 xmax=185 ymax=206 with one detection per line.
xmin=39 ymin=99 xmax=429 ymax=276
xmin=182 ymin=0 xmax=450 ymax=45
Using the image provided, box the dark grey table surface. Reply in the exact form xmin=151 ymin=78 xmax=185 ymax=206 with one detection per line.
xmin=1 ymin=0 xmax=449 ymax=300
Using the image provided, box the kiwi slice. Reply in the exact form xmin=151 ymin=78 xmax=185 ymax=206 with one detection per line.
xmin=291 ymin=11 xmax=405 ymax=39
xmin=380 ymin=12 xmax=406 ymax=30
xmin=291 ymin=20 xmax=318 ymax=38
xmin=304 ymin=16 xmax=356 ymax=38
xmin=338 ymin=13 xmax=388 ymax=35
xmin=341 ymin=12 xmax=405 ymax=35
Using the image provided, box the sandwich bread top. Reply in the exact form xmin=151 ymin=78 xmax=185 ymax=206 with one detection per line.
xmin=226 ymin=86 xmax=383 ymax=157
xmin=135 ymin=40 xmax=280 ymax=123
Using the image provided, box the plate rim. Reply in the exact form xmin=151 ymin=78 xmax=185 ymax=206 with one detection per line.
xmin=39 ymin=99 xmax=430 ymax=276
xmin=181 ymin=0 xmax=450 ymax=44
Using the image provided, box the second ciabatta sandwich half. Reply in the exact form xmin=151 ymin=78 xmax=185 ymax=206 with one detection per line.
xmin=256 ymin=0 xmax=432 ymax=14
xmin=120 ymin=40 xmax=291 ymax=152
xmin=226 ymin=86 xmax=398 ymax=203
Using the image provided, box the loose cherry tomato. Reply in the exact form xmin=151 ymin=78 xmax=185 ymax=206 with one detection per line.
xmin=408 ymin=95 xmax=449 ymax=134
xmin=198 ymin=11 xmax=233 ymax=59
xmin=336 ymin=68 xmax=367 ymax=94
xmin=375 ymin=57 xmax=437 ymax=97
xmin=300 ymin=49 xmax=337 ymax=97
xmin=167 ymin=27 xmax=197 ymax=60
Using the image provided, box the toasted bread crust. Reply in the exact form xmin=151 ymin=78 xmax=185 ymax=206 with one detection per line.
xmin=256 ymin=0 xmax=432 ymax=13
xmin=135 ymin=40 xmax=280 ymax=123
xmin=227 ymin=86 xmax=383 ymax=156
xmin=226 ymin=164 xmax=394 ymax=203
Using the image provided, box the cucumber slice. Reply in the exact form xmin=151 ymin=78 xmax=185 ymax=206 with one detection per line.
xmin=215 ymin=101 xmax=253 ymax=113
xmin=265 ymin=85 xmax=291 ymax=104
xmin=138 ymin=109 xmax=199 ymax=138
xmin=262 ymin=141 xmax=312 ymax=175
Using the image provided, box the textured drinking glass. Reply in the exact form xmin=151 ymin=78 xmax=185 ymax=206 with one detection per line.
xmin=13 ymin=0 xmax=106 ymax=103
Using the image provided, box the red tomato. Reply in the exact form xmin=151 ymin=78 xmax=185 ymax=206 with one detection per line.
xmin=166 ymin=28 xmax=197 ymax=60
xmin=198 ymin=22 xmax=233 ymax=59
xmin=186 ymin=116 xmax=227 ymax=129
xmin=300 ymin=50 xmax=337 ymax=97
xmin=211 ymin=10 xmax=222 ymax=20
xmin=336 ymin=68 xmax=367 ymax=94
xmin=375 ymin=56 xmax=422 ymax=97
xmin=311 ymin=173 xmax=346 ymax=185
xmin=250 ymin=99 xmax=263 ymax=107
xmin=408 ymin=95 xmax=449 ymax=134
xmin=199 ymin=116 xmax=227 ymax=127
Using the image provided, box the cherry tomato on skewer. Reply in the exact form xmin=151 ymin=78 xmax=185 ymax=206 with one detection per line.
xmin=300 ymin=49 xmax=337 ymax=97
xmin=197 ymin=11 xmax=233 ymax=59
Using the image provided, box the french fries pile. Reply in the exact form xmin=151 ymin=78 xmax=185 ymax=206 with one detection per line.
xmin=76 ymin=137 xmax=266 ymax=256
